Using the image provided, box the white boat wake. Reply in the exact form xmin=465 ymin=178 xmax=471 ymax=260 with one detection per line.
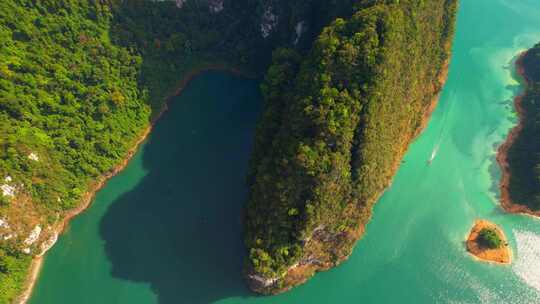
xmin=428 ymin=143 xmax=440 ymax=165
xmin=428 ymin=90 xmax=456 ymax=165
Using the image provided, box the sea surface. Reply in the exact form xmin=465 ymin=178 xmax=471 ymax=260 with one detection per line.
xmin=30 ymin=1 xmax=540 ymax=303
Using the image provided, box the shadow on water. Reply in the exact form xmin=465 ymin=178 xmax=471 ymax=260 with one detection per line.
xmin=99 ymin=72 xmax=261 ymax=304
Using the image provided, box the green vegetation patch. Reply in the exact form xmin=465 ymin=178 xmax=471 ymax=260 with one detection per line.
xmin=477 ymin=228 xmax=503 ymax=249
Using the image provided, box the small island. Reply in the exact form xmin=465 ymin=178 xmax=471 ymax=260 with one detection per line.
xmin=466 ymin=220 xmax=511 ymax=265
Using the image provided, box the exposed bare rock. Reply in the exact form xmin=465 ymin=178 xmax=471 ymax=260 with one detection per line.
xmin=247 ymin=274 xmax=279 ymax=289
xmin=0 ymin=218 xmax=9 ymax=229
xmin=294 ymin=21 xmax=306 ymax=45
xmin=260 ymin=6 xmax=278 ymax=38
xmin=209 ymin=0 xmax=224 ymax=13
xmin=28 ymin=153 xmax=39 ymax=161
xmin=38 ymin=232 xmax=58 ymax=257
xmin=23 ymin=225 xmax=41 ymax=246
xmin=1 ymin=183 xmax=15 ymax=198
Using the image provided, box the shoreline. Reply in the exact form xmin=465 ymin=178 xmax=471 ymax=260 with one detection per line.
xmin=496 ymin=52 xmax=540 ymax=218
xmin=14 ymin=64 xmax=249 ymax=304
xmin=466 ymin=220 xmax=511 ymax=265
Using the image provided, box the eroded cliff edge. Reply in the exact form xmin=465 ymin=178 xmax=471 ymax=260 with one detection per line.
xmin=244 ymin=0 xmax=458 ymax=294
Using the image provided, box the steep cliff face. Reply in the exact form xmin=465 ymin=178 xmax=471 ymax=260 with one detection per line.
xmin=244 ymin=0 xmax=458 ymax=294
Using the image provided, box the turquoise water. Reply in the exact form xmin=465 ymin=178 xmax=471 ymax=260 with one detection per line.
xmin=30 ymin=1 xmax=540 ymax=303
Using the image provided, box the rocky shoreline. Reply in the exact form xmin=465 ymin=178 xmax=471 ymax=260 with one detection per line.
xmin=14 ymin=64 xmax=248 ymax=304
xmin=496 ymin=52 xmax=540 ymax=218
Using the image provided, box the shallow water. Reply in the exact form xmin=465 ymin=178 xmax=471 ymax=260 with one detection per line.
xmin=30 ymin=1 xmax=540 ymax=303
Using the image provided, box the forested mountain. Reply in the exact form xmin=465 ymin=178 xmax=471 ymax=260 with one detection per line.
xmin=244 ymin=0 xmax=457 ymax=293
xmin=0 ymin=0 xmax=456 ymax=301
xmin=504 ymin=43 xmax=540 ymax=210
xmin=0 ymin=0 xmax=354 ymax=301
xmin=0 ymin=2 xmax=149 ymax=300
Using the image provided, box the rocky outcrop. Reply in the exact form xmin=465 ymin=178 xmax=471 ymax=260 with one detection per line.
xmin=293 ymin=21 xmax=305 ymax=45
xmin=1 ymin=176 xmax=16 ymax=198
xmin=246 ymin=224 xmax=353 ymax=294
xmin=260 ymin=5 xmax=278 ymax=38
xmin=27 ymin=153 xmax=39 ymax=161
xmin=23 ymin=226 xmax=41 ymax=247
xmin=38 ymin=231 xmax=58 ymax=257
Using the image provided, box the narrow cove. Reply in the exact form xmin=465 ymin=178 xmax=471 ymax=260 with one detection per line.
xmin=29 ymin=72 xmax=261 ymax=303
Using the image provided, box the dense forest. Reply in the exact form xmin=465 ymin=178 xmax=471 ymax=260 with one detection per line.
xmin=0 ymin=1 xmax=149 ymax=301
xmin=0 ymin=0 xmax=457 ymax=301
xmin=505 ymin=43 xmax=540 ymax=210
xmin=0 ymin=0 xmax=357 ymax=301
xmin=244 ymin=0 xmax=457 ymax=293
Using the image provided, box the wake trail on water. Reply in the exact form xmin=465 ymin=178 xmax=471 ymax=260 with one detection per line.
xmin=428 ymin=90 xmax=456 ymax=165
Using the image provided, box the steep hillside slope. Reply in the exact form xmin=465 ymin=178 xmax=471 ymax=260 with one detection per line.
xmin=244 ymin=0 xmax=457 ymax=294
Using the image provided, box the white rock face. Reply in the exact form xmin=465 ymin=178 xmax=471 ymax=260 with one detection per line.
xmin=0 ymin=218 xmax=9 ymax=229
xmin=248 ymin=274 xmax=278 ymax=287
xmin=1 ymin=184 xmax=15 ymax=197
xmin=294 ymin=21 xmax=306 ymax=45
xmin=209 ymin=0 xmax=224 ymax=13
xmin=28 ymin=152 xmax=39 ymax=161
xmin=261 ymin=6 xmax=278 ymax=38
xmin=22 ymin=248 xmax=31 ymax=254
xmin=0 ymin=219 xmax=12 ymax=241
xmin=24 ymin=225 xmax=42 ymax=246
xmin=4 ymin=176 xmax=12 ymax=182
